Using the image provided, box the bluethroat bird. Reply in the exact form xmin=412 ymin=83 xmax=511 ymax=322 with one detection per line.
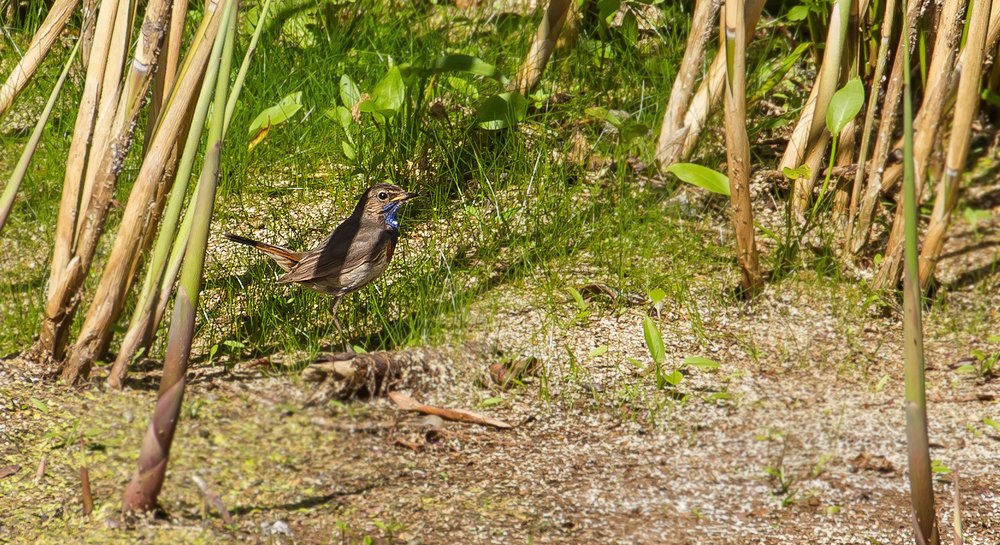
xmin=225 ymin=183 xmax=418 ymax=352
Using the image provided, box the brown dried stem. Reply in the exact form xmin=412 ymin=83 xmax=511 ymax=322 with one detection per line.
xmin=655 ymin=0 xmax=721 ymax=168
xmin=63 ymin=0 xmax=223 ymax=384
xmin=722 ymin=0 xmax=763 ymax=295
xmin=788 ymin=0 xmax=854 ymax=214
xmin=511 ymin=0 xmax=573 ymax=95
xmin=917 ymin=0 xmax=991 ymax=289
xmin=844 ymin=0 xmax=898 ymax=240
xmin=676 ymin=0 xmax=766 ymax=162
xmin=873 ymin=0 xmax=964 ymax=290
xmin=850 ymin=0 xmax=925 ymax=254
xmin=39 ymin=0 xmax=132 ymax=361
xmin=0 ymin=0 xmax=79 ymax=120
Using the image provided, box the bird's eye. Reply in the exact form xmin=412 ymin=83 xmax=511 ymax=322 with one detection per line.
xmin=377 ymin=191 xmax=388 ymax=200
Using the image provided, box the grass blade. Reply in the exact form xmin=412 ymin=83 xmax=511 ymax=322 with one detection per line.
xmin=0 ymin=37 xmax=80 ymax=236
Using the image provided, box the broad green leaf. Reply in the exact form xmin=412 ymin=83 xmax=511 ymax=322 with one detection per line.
xmin=962 ymin=208 xmax=991 ymax=227
xmin=643 ymin=315 xmax=665 ymax=365
xmin=479 ymin=397 xmax=503 ymax=407
xmin=342 ymin=141 xmax=357 ymax=160
xmin=626 ymin=357 xmax=644 ymax=368
xmin=568 ymin=287 xmax=585 ymax=310
xmin=370 ymin=67 xmax=405 ymax=116
xmin=984 ymin=417 xmax=1000 ymax=433
xmin=787 ymin=5 xmax=810 ymax=20
xmin=931 ymin=460 xmax=952 ymax=474
xmin=420 ymin=54 xmax=508 ymax=85
xmin=340 ymin=74 xmax=361 ymax=107
xmin=281 ymin=8 xmax=317 ymax=48
xmin=475 ymin=92 xmax=527 ymax=130
xmin=874 ymin=374 xmax=889 ymax=392
xmin=598 ymin=0 xmax=620 ymax=21
xmin=663 ymin=370 xmax=683 ymax=386
xmin=648 ymin=289 xmax=666 ymax=304
xmin=665 ymin=163 xmax=731 ymax=196
xmin=783 ymin=165 xmax=811 ymax=180
xmin=30 ymin=398 xmax=50 ymax=414
xmin=328 ymin=105 xmax=352 ymax=131
xmin=683 ymin=356 xmax=720 ymax=369
xmin=619 ymin=122 xmax=649 ymax=143
xmin=955 ymin=365 xmax=978 ymax=374
xmin=247 ymin=91 xmax=302 ymax=135
xmin=620 ymin=10 xmax=639 ymax=45
xmin=988 ymin=335 xmax=1000 ymax=343
xmin=589 ymin=345 xmax=609 ymax=358
xmin=585 ymin=107 xmax=624 ymax=128
xmin=826 ymin=77 xmax=865 ymax=134
xmin=447 ymin=77 xmax=479 ymax=99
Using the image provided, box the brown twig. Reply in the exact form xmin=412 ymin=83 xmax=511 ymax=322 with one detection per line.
xmin=81 ymin=466 xmax=93 ymax=517
xmin=388 ymin=391 xmax=512 ymax=429
xmin=191 ymin=474 xmax=234 ymax=526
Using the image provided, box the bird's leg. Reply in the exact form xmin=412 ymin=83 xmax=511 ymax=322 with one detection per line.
xmin=329 ymin=296 xmax=354 ymax=356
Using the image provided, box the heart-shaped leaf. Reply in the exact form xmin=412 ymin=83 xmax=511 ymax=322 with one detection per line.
xmin=247 ymin=91 xmax=302 ymax=136
xmin=643 ymin=315 xmax=665 ymax=365
xmin=648 ymin=289 xmax=666 ymax=304
xmin=787 ymin=5 xmax=810 ymax=21
xmin=370 ymin=67 xmax=405 ymax=116
xmin=665 ymin=163 xmax=731 ymax=196
xmin=475 ymin=92 xmax=527 ymax=130
xmin=826 ymin=77 xmax=864 ymax=135
xmin=683 ymin=356 xmax=720 ymax=369
xmin=660 ymin=370 xmax=683 ymax=387
xmin=340 ymin=74 xmax=361 ymax=107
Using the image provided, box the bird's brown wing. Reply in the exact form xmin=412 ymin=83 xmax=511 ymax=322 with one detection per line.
xmin=277 ymin=216 xmax=386 ymax=286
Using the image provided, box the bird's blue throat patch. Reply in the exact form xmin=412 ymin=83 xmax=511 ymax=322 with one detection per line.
xmin=382 ymin=202 xmax=402 ymax=230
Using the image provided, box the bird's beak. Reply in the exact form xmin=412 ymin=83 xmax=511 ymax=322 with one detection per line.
xmin=390 ymin=191 xmax=419 ymax=202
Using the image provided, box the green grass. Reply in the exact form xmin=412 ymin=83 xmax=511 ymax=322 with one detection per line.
xmin=1 ymin=0 xmax=725 ymax=360
xmin=0 ymin=0 xmax=888 ymax=369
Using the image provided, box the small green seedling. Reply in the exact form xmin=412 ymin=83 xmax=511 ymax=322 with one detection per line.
xmin=648 ymin=288 xmax=666 ymax=318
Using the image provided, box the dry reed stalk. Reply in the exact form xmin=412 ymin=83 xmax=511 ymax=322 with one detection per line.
xmin=873 ymin=0 xmax=964 ymax=290
xmin=62 ymin=0 xmax=223 ymax=384
xmin=917 ymin=0 xmax=992 ymax=288
xmin=0 ymin=0 xmax=79 ymax=119
xmin=39 ymin=0 xmax=135 ymax=360
xmin=722 ymin=0 xmax=763 ymax=295
xmin=655 ymin=0 xmax=722 ymax=168
xmin=676 ymin=0 xmax=767 ymax=161
xmin=512 ymin=0 xmax=572 ymax=95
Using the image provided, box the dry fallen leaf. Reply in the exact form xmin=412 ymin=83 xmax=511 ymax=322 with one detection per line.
xmin=247 ymin=120 xmax=271 ymax=151
xmin=388 ymin=391 xmax=512 ymax=429
xmin=0 ymin=465 xmax=20 ymax=479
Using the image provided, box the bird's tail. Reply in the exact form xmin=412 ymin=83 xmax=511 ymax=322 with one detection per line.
xmin=224 ymin=233 xmax=302 ymax=272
